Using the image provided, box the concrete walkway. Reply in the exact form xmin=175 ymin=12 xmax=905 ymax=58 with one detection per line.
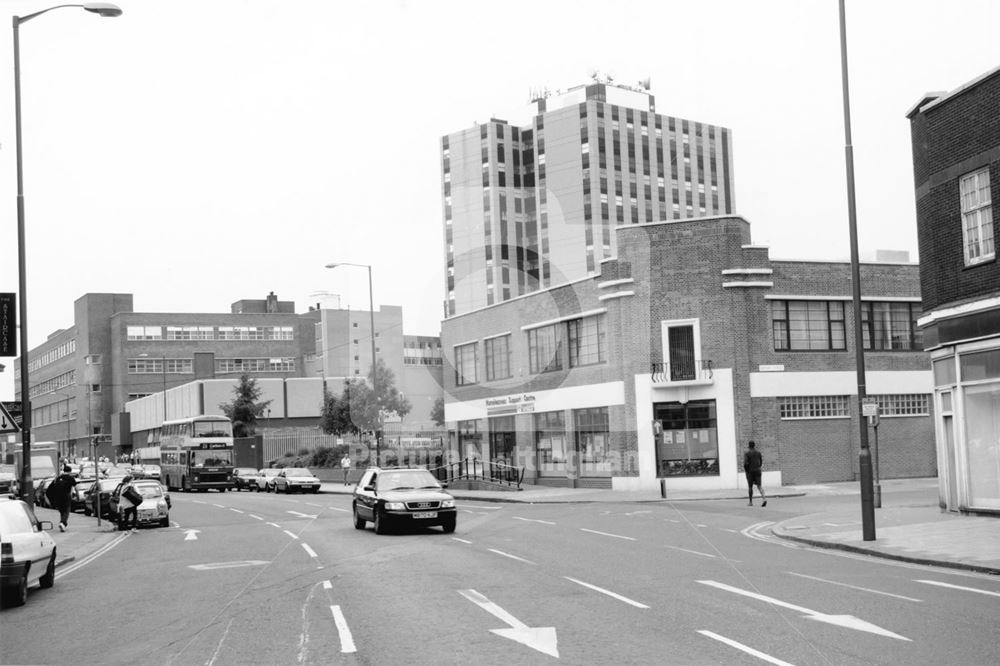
xmin=35 ymin=477 xmax=1000 ymax=577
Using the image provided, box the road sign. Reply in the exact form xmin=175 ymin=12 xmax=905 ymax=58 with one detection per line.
xmin=0 ymin=401 xmax=20 ymax=433
xmin=861 ymin=401 xmax=879 ymax=417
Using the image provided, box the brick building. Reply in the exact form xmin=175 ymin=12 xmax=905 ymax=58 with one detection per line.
xmin=907 ymin=64 xmax=1000 ymax=514
xmin=441 ymin=215 xmax=933 ymax=491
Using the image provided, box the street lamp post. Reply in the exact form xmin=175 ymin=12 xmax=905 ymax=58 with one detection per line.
xmin=325 ymin=262 xmax=379 ymax=462
xmin=13 ymin=2 xmax=123 ymax=508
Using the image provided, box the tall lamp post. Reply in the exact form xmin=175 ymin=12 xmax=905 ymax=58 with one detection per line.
xmin=838 ymin=0 xmax=876 ymax=540
xmin=13 ymin=2 xmax=123 ymax=508
xmin=325 ymin=262 xmax=380 ymax=462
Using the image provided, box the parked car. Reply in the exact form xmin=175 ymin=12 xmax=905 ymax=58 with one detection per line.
xmin=272 ymin=468 xmax=321 ymax=494
xmin=0 ymin=496 xmax=56 ymax=608
xmin=109 ymin=480 xmax=169 ymax=528
xmin=232 ymin=468 xmax=261 ymax=492
xmin=260 ymin=469 xmax=283 ymax=493
xmin=71 ymin=479 xmax=98 ymax=513
xmin=83 ymin=478 xmax=119 ymax=518
xmin=352 ymin=467 xmax=456 ymax=534
xmin=0 ymin=465 xmax=18 ymax=497
xmin=141 ymin=465 xmax=161 ymax=481
xmin=34 ymin=477 xmax=56 ymax=509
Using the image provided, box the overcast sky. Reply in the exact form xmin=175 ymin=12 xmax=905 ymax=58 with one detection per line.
xmin=0 ymin=0 xmax=997 ymax=400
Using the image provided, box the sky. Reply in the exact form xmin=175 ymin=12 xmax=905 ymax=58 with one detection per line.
xmin=0 ymin=0 xmax=997 ymax=400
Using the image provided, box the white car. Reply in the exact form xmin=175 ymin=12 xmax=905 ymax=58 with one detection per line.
xmin=272 ymin=468 xmax=321 ymax=494
xmin=0 ymin=497 xmax=56 ymax=608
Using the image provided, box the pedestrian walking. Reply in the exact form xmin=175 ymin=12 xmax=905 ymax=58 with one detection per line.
xmin=743 ymin=441 xmax=766 ymax=507
xmin=46 ymin=465 xmax=77 ymax=532
xmin=340 ymin=453 xmax=352 ymax=486
xmin=117 ymin=475 xmax=139 ymax=532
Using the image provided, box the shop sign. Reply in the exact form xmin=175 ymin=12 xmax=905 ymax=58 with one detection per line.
xmin=486 ymin=392 xmax=537 ymax=416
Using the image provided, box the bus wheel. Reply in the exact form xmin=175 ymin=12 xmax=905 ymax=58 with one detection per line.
xmin=182 ymin=476 xmax=190 ymax=492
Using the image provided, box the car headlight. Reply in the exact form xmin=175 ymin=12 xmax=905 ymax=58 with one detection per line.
xmin=441 ymin=500 xmax=455 ymax=508
xmin=384 ymin=501 xmax=405 ymax=511
xmin=157 ymin=501 xmax=168 ymax=515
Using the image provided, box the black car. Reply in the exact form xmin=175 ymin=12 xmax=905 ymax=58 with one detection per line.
xmin=231 ymin=468 xmax=260 ymax=492
xmin=352 ymin=467 xmax=457 ymax=535
xmin=83 ymin=478 xmax=119 ymax=518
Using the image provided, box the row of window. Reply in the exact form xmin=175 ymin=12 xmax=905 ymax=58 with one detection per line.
xmin=28 ymin=371 xmax=75 ymax=399
xmin=455 ymin=314 xmax=607 ymax=386
xmin=127 ymin=358 xmax=296 ymax=374
xmin=778 ymin=394 xmax=930 ymax=419
xmin=126 ymin=325 xmax=295 ymax=341
xmin=28 ymin=339 xmax=76 ymax=373
xmin=771 ymin=300 xmax=923 ymax=351
xmin=32 ymin=399 xmax=75 ymax=427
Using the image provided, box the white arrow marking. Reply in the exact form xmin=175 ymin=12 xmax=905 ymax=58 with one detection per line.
xmin=697 ymin=580 xmax=909 ymax=640
xmin=189 ymin=560 xmax=269 ymax=571
xmin=184 ymin=529 xmax=200 ymax=541
xmin=513 ymin=516 xmax=556 ymax=525
xmin=459 ymin=589 xmax=558 ymax=658
xmin=287 ymin=510 xmax=318 ymax=519
xmin=915 ymin=580 xmax=1000 ymax=598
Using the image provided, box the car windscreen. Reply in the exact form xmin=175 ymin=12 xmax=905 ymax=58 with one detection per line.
xmin=284 ymin=469 xmax=312 ymax=476
xmin=376 ymin=470 xmax=440 ymax=491
xmin=136 ymin=485 xmax=162 ymax=498
xmin=0 ymin=503 xmax=34 ymax=536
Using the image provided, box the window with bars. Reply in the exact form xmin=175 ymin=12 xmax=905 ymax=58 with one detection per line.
xmin=873 ymin=394 xmax=930 ymax=416
xmin=960 ymin=168 xmax=994 ymax=266
xmin=772 ymin=300 xmax=847 ymax=351
xmin=779 ymin=395 xmax=850 ymax=419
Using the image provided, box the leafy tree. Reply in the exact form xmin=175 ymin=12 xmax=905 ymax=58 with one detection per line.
xmin=430 ymin=396 xmax=445 ymax=427
xmin=219 ymin=374 xmax=273 ymax=437
xmin=319 ymin=359 xmax=411 ymax=437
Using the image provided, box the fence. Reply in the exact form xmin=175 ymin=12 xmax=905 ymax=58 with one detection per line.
xmin=262 ymin=431 xmax=352 ymax=463
xmin=431 ymin=457 xmax=524 ymax=489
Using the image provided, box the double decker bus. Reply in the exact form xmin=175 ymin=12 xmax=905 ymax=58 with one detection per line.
xmin=159 ymin=415 xmax=235 ymax=492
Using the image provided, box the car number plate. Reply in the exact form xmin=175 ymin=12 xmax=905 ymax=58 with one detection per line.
xmin=412 ymin=511 xmax=437 ymax=519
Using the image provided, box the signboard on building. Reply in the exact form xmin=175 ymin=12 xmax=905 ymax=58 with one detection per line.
xmin=0 ymin=293 xmax=14 ymax=357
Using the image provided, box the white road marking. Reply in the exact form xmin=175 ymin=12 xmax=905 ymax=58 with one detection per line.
xmin=452 ymin=537 xmax=473 ymax=544
xmin=249 ymin=514 xmax=263 ymax=520
xmin=458 ymin=504 xmax=502 ymax=510
xmin=580 ymin=528 xmax=636 ymax=541
xmin=229 ymin=508 xmax=244 ymax=514
xmin=696 ymin=523 xmax=708 ymax=528
xmin=213 ymin=503 xmax=225 ymax=508
xmin=488 ymin=549 xmax=536 ymax=565
xmin=189 ymin=560 xmax=269 ymax=571
xmin=698 ymin=630 xmax=796 ymax=666
xmin=665 ymin=518 xmax=681 ymax=523
xmin=56 ymin=533 xmax=129 ymax=580
xmin=564 ymin=576 xmax=649 ymax=609
xmin=301 ymin=543 xmax=318 ymax=558
xmin=193 ymin=500 xmax=206 ymax=504
xmin=287 ymin=510 xmax=318 ymax=519
xmin=184 ymin=529 xmax=200 ymax=541
xmin=206 ymin=618 xmax=234 ymax=666
xmin=788 ymin=572 xmax=922 ymax=602
xmin=284 ymin=530 xmax=299 ymax=539
xmin=513 ymin=516 xmax=557 ymax=525
xmin=306 ymin=502 xmax=322 ymax=507
xmin=267 ymin=522 xmax=282 ymax=528
xmin=697 ymin=580 xmax=910 ymax=640
xmin=323 ymin=580 xmax=332 ymax=590
xmin=326 ymin=506 xmax=349 ymax=512
xmin=330 ymin=605 xmax=357 ymax=653
xmin=624 ymin=510 xmax=651 ymax=516
xmin=459 ymin=589 xmax=558 ymax=658
xmin=665 ymin=545 xmax=717 ymax=558
xmin=720 ymin=528 xmax=739 ymax=533
xmin=916 ymin=579 xmax=1000 ymax=598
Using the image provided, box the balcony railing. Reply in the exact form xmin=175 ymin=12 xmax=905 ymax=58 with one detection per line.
xmin=650 ymin=359 xmax=713 ymax=383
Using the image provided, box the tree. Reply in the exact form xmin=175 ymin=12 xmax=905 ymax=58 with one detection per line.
xmin=219 ymin=374 xmax=273 ymax=437
xmin=319 ymin=359 xmax=411 ymax=437
xmin=430 ymin=396 xmax=445 ymax=427
xmin=320 ymin=383 xmax=360 ymax=436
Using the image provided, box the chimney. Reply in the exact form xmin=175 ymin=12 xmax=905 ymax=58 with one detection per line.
xmin=266 ymin=291 xmax=278 ymax=313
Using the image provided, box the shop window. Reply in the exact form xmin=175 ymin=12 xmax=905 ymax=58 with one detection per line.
xmin=653 ymin=400 xmax=718 ymax=476
xmin=574 ymin=407 xmax=611 ymax=477
xmin=534 ymin=411 xmax=567 ymax=475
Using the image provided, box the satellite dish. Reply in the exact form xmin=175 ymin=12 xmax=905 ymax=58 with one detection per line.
xmin=639 ymin=77 xmax=651 ymax=90
xmin=588 ymin=68 xmax=600 ymax=81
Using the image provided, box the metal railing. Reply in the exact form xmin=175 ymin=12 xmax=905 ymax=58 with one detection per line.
xmin=431 ymin=457 xmax=524 ymax=489
xmin=650 ymin=359 xmax=713 ymax=383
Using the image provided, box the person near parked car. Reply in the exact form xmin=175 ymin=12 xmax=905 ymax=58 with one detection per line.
xmin=340 ymin=454 xmax=352 ymax=486
xmin=116 ymin=476 xmax=139 ymax=532
xmin=46 ymin=465 xmax=78 ymax=532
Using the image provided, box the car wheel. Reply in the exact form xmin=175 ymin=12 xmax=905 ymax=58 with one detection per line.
xmin=353 ymin=505 xmax=366 ymax=530
xmin=1 ymin=576 xmax=28 ymax=608
xmin=441 ymin=515 xmax=457 ymax=534
xmin=159 ymin=516 xmax=169 ymax=527
xmin=39 ymin=553 xmax=56 ymax=589
xmin=84 ymin=507 xmax=92 ymax=517
xmin=374 ymin=508 xmax=389 ymax=535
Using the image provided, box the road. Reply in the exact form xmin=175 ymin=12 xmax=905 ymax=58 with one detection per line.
xmin=3 ymin=486 xmax=998 ymax=665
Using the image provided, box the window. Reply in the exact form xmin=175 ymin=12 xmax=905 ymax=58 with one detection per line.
xmin=484 ymin=335 xmax=511 ymax=381
xmin=528 ymin=324 xmax=563 ymax=373
xmin=535 ymin=411 xmax=567 ymax=474
xmin=574 ymin=407 xmax=611 ymax=476
xmin=567 ymin=315 xmax=606 ymax=367
xmin=873 ymin=394 xmax=929 ymax=416
xmin=862 ymin=302 xmax=922 ymax=350
xmin=772 ymin=300 xmax=846 ymax=351
xmin=166 ymin=326 xmax=214 ymax=341
xmin=779 ymin=395 xmax=850 ymax=419
xmin=654 ymin=400 xmax=719 ymax=476
xmin=960 ymin=168 xmax=994 ymax=266
xmin=216 ymin=358 xmax=295 ymax=373
xmin=455 ymin=342 xmax=478 ymax=386
xmin=127 ymin=326 xmax=162 ymax=341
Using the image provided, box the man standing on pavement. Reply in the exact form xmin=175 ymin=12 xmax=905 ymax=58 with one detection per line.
xmin=340 ymin=453 xmax=352 ymax=486
xmin=116 ymin=475 xmax=139 ymax=532
xmin=48 ymin=465 xmax=78 ymax=532
xmin=743 ymin=441 xmax=766 ymax=507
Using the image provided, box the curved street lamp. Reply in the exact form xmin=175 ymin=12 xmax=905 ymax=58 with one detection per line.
xmin=14 ymin=3 xmax=123 ymax=508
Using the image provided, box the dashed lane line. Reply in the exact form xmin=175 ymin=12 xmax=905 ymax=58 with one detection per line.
xmin=513 ymin=516 xmax=557 ymax=525
xmin=330 ymin=605 xmax=357 ymax=653
xmin=788 ymin=572 xmax=923 ymax=602
xmin=698 ymin=630 xmax=796 ymax=666
xmin=664 ymin=545 xmax=717 ymax=558
xmin=563 ymin=576 xmax=649 ymax=609
xmin=915 ymin=579 xmax=1000 ymax=598
xmin=301 ymin=543 xmax=318 ymax=558
xmin=580 ymin=528 xmax=636 ymax=541
xmin=488 ymin=549 xmax=536 ymax=565
xmin=284 ymin=530 xmax=299 ymax=540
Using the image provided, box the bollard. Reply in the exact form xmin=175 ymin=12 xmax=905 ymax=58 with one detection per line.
xmin=660 ymin=479 xmax=667 ymax=498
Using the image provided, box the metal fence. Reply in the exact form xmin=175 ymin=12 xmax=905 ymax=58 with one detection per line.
xmin=262 ymin=432 xmax=349 ymax=462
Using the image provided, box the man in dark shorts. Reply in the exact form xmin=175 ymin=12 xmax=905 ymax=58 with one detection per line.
xmin=743 ymin=441 xmax=766 ymax=507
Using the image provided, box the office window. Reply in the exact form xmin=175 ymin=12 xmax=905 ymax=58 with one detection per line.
xmin=484 ymin=335 xmax=511 ymax=381
xmin=567 ymin=315 xmax=606 ymax=367
xmin=528 ymin=324 xmax=563 ymax=373
xmin=779 ymin=395 xmax=850 ymax=419
xmin=455 ymin=342 xmax=478 ymax=386
xmin=960 ymin=168 xmax=994 ymax=266
xmin=772 ymin=300 xmax=846 ymax=351
xmin=874 ymin=394 xmax=930 ymax=416
xmin=127 ymin=326 xmax=162 ymax=341
xmin=862 ymin=302 xmax=922 ymax=350
xmin=166 ymin=325 xmax=214 ymax=341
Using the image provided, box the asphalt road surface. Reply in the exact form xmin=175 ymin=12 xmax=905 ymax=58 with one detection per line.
xmin=3 ymin=487 xmax=998 ymax=665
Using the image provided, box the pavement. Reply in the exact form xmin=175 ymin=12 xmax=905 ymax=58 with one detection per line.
xmin=31 ymin=476 xmax=1000 ymax=576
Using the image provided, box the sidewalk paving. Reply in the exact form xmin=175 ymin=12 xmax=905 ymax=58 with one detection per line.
xmin=33 ymin=477 xmax=1000 ymax=577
